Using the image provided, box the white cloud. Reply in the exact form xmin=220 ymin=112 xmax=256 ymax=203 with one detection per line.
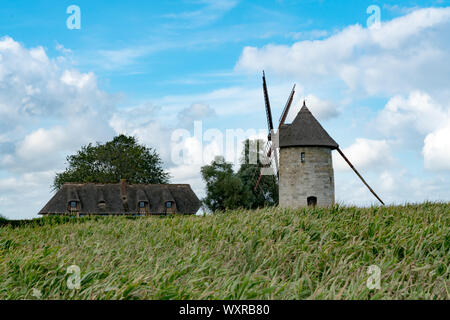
xmin=333 ymin=89 xmax=450 ymax=204
xmin=374 ymin=91 xmax=450 ymax=171
xmin=158 ymin=85 xmax=266 ymax=116
xmin=168 ymin=134 xmax=224 ymax=199
xmin=154 ymin=81 xmax=334 ymax=125
xmin=177 ymin=103 xmax=217 ymax=128
xmin=92 ymin=46 xmax=170 ymax=70
xmin=288 ymin=29 xmax=329 ymax=41
xmin=236 ymin=7 xmax=450 ymax=96
xmin=60 ymin=70 xmax=95 ymax=89
xmin=16 ymin=127 xmax=67 ymax=160
xmin=0 ymin=36 xmax=114 ymax=128
xmin=0 ymin=37 xmax=116 ymax=173
xmin=163 ymin=0 xmax=238 ymax=28
xmin=334 ymin=138 xmax=392 ymax=172
xmin=335 ymin=166 xmax=450 ymax=206
xmin=0 ymin=171 xmax=55 ymax=220
xmin=379 ymin=171 xmax=395 ymax=192
xmin=285 ymin=93 xmax=339 ymax=123
xmin=55 ymin=43 xmax=72 ymax=55
xmin=423 ymin=121 xmax=450 ymax=171
xmin=0 ymin=36 xmax=117 ymax=219
xmin=11 ymin=116 xmax=114 ymax=172
xmin=376 ymin=91 xmax=448 ymax=141
xmin=110 ymin=108 xmax=173 ymax=166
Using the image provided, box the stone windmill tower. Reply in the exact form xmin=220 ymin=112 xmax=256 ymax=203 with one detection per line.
xmin=278 ymin=101 xmax=338 ymax=208
xmin=254 ymin=72 xmax=384 ymax=208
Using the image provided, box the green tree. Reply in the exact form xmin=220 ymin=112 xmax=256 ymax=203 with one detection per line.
xmin=200 ymin=139 xmax=278 ymax=212
xmin=237 ymin=139 xmax=278 ymax=209
xmin=0 ymin=214 xmax=7 ymax=223
xmin=53 ymin=135 xmax=170 ymax=190
xmin=200 ymin=156 xmax=250 ymax=212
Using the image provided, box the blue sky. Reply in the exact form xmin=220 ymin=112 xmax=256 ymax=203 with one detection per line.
xmin=1 ymin=0 xmax=450 ymax=219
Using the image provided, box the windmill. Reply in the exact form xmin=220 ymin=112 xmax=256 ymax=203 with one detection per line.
xmin=254 ymin=72 xmax=385 ymax=207
xmin=253 ymin=71 xmax=296 ymax=192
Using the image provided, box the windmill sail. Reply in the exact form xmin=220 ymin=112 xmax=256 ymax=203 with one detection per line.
xmin=279 ymin=84 xmax=296 ymax=127
xmin=255 ymin=72 xmax=294 ymax=191
xmin=271 ymin=84 xmax=296 ymax=179
xmin=262 ymin=71 xmax=274 ymax=140
xmin=337 ymin=148 xmax=385 ymax=206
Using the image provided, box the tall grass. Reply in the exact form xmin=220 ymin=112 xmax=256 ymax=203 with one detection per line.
xmin=0 ymin=203 xmax=448 ymax=300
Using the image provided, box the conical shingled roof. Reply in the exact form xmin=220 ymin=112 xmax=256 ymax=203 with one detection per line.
xmin=279 ymin=104 xmax=339 ymax=149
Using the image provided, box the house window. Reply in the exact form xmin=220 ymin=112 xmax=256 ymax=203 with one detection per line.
xmin=301 ymin=152 xmax=306 ymax=163
xmin=165 ymin=201 xmax=175 ymax=215
xmin=138 ymin=201 xmax=149 ymax=215
xmin=68 ymin=201 xmax=79 ymax=216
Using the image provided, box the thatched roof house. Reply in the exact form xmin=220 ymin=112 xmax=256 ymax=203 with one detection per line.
xmin=39 ymin=179 xmax=201 ymax=216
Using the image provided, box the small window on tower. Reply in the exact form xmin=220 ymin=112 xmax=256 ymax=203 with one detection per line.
xmin=70 ymin=201 xmax=77 ymax=208
xmin=139 ymin=201 xmax=146 ymax=208
xmin=301 ymin=152 xmax=306 ymax=163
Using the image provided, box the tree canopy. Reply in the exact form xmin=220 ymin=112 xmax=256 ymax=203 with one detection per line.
xmin=200 ymin=139 xmax=278 ymax=212
xmin=200 ymin=156 xmax=250 ymax=212
xmin=237 ymin=139 xmax=278 ymax=209
xmin=53 ymin=135 xmax=170 ymax=190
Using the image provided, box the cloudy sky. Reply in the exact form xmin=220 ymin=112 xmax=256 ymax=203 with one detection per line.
xmin=1 ymin=0 xmax=450 ymax=219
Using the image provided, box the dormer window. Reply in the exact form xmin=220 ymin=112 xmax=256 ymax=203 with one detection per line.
xmin=68 ymin=200 xmax=80 ymax=215
xmin=98 ymin=201 xmax=106 ymax=209
xmin=301 ymin=152 xmax=306 ymax=163
xmin=165 ymin=201 xmax=175 ymax=215
xmin=138 ymin=201 xmax=149 ymax=215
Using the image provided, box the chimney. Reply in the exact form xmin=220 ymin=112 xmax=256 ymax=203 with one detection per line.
xmin=120 ymin=179 xmax=129 ymax=212
xmin=120 ymin=179 xmax=127 ymax=199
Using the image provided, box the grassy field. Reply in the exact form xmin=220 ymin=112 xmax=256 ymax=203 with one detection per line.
xmin=0 ymin=203 xmax=449 ymax=300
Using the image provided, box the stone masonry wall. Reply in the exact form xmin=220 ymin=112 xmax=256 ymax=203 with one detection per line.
xmin=279 ymin=147 xmax=335 ymax=208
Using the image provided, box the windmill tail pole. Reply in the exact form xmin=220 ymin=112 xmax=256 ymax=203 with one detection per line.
xmin=337 ymin=148 xmax=385 ymax=206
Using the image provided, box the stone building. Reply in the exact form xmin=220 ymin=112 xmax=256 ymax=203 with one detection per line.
xmin=278 ymin=103 xmax=339 ymax=208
